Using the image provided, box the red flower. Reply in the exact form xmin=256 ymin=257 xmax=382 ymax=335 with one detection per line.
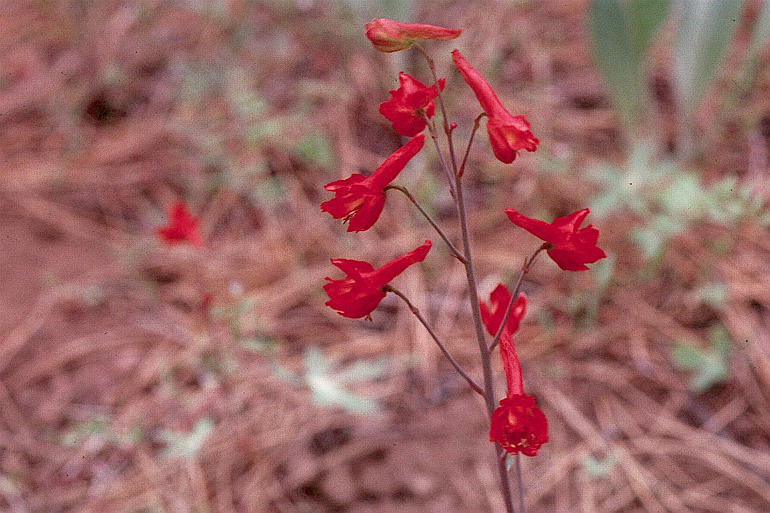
xmin=324 ymin=240 xmax=432 ymax=318
xmin=156 ymin=201 xmax=202 ymax=247
xmin=379 ymin=73 xmax=445 ymax=137
xmin=451 ymin=50 xmax=539 ymax=164
xmin=365 ymin=18 xmax=461 ymax=53
xmin=480 ymin=284 xmax=527 ymax=396
xmin=505 ymin=208 xmax=606 ymax=271
xmin=321 ymin=134 xmax=425 ymax=232
xmin=480 ymin=284 xmax=526 ymax=340
xmin=489 ymin=394 xmax=548 ymax=457
xmin=481 ymin=285 xmax=548 ymax=456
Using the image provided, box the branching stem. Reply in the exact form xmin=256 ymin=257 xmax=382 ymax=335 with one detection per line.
xmin=384 ymin=185 xmax=466 ymax=263
xmin=488 ymin=244 xmax=548 ymax=353
xmin=386 ymin=286 xmax=484 ymax=397
xmin=458 ymin=113 xmax=486 ymax=177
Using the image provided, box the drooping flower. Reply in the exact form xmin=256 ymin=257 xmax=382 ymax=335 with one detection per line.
xmin=324 ymin=240 xmax=432 ymax=318
xmin=480 ymin=283 xmax=527 ymax=396
xmin=481 ymin=285 xmax=548 ymax=456
xmin=489 ymin=394 xmax=548 ymax=457
xmin=505 ymin=208 xmax=606 ymax=271
xmin=365 ymin=18 xmax=461 ymax=53
xmin=379 ymin=72 xmax=445 ymax=137
xmin=451 ymin=49 xmax=539 ymax=164
xmin=321 ymin=134 xmax=424 ymax=232
xmin=156 ymin=201 xmax=202 ymax=247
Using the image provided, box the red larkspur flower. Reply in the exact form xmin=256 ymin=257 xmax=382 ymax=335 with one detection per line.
xmin=480 ymin=284 xmax=527 ymax=396
xmin=379 ymin=72 xmax=445 ymax=137
xmin=505 ymin=208 xmax=607 ymax=271
xmin=365 ymin=18 xmax=461 ymax=53
xmin=489 ymin=394 xmax=548 ymax=457
xmin=324 ymin=240 xmax=431 ymax=318
xmin=321 ymin=134 xmax=424 ymax=232
xmin=481 ymin=285 xmax=548 ymax=456
xmin=157 ymin=201 xmax=202 ymax=247
xmin=451 ymin=49 xmax=539 ymax=164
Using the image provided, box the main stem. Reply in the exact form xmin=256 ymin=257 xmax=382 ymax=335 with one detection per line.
xmin=415 ymin=43 xmax=516 ymax=513
xmin=455 ymin=176 xmax=516 ymax=513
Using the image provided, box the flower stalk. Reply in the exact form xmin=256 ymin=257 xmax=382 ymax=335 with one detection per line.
xmin=322 ymin=21 xmax=608 ymax=513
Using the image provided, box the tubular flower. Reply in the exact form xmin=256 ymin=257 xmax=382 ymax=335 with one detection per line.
xmin=365 ymin=18 xmax=461 ymax=53
xmin=321 ymin=134 xmax=425 ymax=232
xmin=480 ymin=284 xmax=527 ymax=396
xmin=481 ymin=285 xmax=548 ymax=456
xmin=324 ymin=240 xmax=432 ymax=318
xmin=505 ymin=208 xmax=607 ymax=271
xmin=451 ymin=49 xmax=539 ymax=164
xmin=379 ymin=72 xmax=445 ymax=137
xmin=156 ymin=201 xmax=202 ymax=247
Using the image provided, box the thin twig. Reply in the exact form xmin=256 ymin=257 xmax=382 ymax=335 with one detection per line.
xmin=423 ymin=115 xmax=457 ymax=198
xmin=385 ymin=286 xmax=484 ymax=397
xmin=489 ymin=244 xmax=548 ymax=352
xmin=384 ymin=184 xmax=466 ymax=263
xmin=515 ymin=453 xmax=526 ymax=513
xmin=414 ymin=43 xmax=460 ymax=175
xmin=459 ymin=113 xmax=486 ymax=177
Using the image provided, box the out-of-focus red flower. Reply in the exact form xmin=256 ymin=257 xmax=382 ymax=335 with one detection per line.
xmin=365 ymin=18 xmax=461 ymax=52
xmin=157 ymin=201 xmax=202 ymax=247
xmin=489 ymin=394 xmax=548 ymax=457
xmin=379 ymin=73 xmax=445 ymax=137
xmin=451 ymin=49 xmax=539 ymax=164
xmin=505 ymin=208 xmax=606 ymax=271
xmin=324 ymin=240 xmax=432 ymax=318
xmin=321 ymin=134 xmax=424 ymax=232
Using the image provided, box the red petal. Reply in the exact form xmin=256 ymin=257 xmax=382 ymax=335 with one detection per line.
xmin=367 ymin=134 xmax=425 ymax=190
xmin=371 ymin=240 xmax=431 ymax=287
xmin=451 ymin=50 xmax=507 ymax=119
xmin=505 ymin=209 xmax=561 ymax=244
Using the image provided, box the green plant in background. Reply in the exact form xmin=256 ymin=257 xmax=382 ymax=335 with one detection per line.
xmin=272 ymin=346 xmax=388 ymax=415
xmin=588 ymin=0 xmax=671 ymax=133
xmin=588 ymin=0 xmax=770 ymax=158
xmin=673 ymin=0 xmax=744 ymax=157
xmin=672 ymin=323 xmax=732 ymax=392
xmin=587 ymin=142 xmax=766 ymax=263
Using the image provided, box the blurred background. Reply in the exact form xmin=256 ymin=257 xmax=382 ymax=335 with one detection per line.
xmin=0 ymin=0 xmax=769 ymax=512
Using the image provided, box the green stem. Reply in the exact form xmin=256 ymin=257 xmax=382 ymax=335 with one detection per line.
xmin=384 ymin=185 xmax=466 ymax=263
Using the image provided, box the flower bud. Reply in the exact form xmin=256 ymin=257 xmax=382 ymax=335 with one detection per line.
xmin=365 ymin=18 xmax=461 ymax=52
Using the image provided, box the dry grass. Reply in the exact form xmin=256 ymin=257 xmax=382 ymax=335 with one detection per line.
xmin=0 ymin=1 xmax=768 ymax=512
